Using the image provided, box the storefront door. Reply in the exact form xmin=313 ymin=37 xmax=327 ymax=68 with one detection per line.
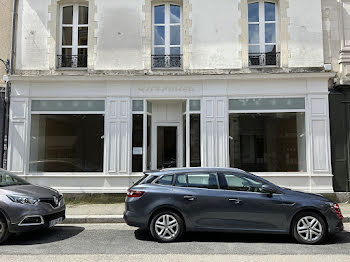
xmin=157 ymin=126 xmax=177 ymax=169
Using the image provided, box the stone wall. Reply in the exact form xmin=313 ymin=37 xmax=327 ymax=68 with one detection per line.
xmin=0 ymin=0 xmax=13 ymax=86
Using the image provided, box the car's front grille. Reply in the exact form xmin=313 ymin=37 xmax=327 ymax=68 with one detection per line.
xmin=39 ymin=195 xmax=63 ymax=208
xmin=43 ymin=210 xmax=65 ymax=223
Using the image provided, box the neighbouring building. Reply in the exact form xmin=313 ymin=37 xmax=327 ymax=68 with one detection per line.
xmin=0 ymin=0 xmax=14 ymax=167
xmin=323 ymin=0 xmax=350 ymax=192
xmin=9 ymin=0 xmax=334 ymax=193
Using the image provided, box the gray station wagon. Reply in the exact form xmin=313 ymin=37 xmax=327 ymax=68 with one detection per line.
xmin=0 ymin=169 xmax=66 ymax=244
xmin=124 ymin=168 xmax=343 ymax=244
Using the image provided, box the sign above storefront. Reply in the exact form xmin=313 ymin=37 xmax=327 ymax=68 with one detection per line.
xmin=137 ymin=86 xmax=195 ymax=93
xmin=131 ymin=81 xmax=203 ymax=98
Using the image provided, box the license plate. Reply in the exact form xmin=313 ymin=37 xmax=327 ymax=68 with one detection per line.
xmin=49 ymin=217 xmax=63 ymax=227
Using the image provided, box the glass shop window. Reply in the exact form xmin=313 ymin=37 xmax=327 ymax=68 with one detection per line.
xmin=229 ymin=112 xmax=306 ymax=172
xmin=29 ymin=114 xmax=104 ymax=172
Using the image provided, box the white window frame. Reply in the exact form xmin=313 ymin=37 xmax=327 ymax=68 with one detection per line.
xmin=183 ymin=99 xmax=202 ymax=168
xmin=152 ymin=3 xmax=182 ymax=56
xmin=59 ymin=4 xmax=89 ymax=68
xmin=227 ymin=96 xmax=309 ymax=175
xmin=248 ymin=0 xmax=278 ymax=55
xmin=28 ymin=99 xmax=106 ymax=175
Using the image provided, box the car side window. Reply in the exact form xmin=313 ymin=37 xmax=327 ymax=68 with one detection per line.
xmin=187 ymin=173 xmax=218 ymax=189
xmin=175 ymin=174 xmax=187 ymax=187
xmin=219 ymin=173 xmax=264 ymax=193
xmin=156 ymin=174 xmax=174 ymax=186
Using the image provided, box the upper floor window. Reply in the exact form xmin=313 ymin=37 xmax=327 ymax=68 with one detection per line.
xmin=152 ymin=4 xmax=182 ymax=69
xmin=248 ymin=1 xmax=279 ymax=67
xmin=58 ymin=4 xmax=88 ymax=68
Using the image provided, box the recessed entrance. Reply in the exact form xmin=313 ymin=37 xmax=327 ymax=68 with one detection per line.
xmin=157 ymin=126 xmax=177 ymax=169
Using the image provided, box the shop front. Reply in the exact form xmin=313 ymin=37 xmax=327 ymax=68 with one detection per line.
xmin=8 ymin=74 xmax=333 ymax=193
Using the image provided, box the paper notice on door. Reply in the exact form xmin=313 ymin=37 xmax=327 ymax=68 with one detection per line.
xmin=133 ymin=147 xmax=143 ymax=155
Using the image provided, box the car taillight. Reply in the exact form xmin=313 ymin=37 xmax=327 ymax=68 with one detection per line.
xmin=331 ymin=203 xmax=343 ymax=220
xmin=126 ymin=190 xmax=144 ymax=198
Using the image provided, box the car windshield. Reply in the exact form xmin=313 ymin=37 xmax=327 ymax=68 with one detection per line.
xmin=0 ymin=170 xmax=30 ymax=187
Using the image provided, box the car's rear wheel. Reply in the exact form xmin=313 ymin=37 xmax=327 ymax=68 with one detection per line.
xmin=292 ymin=212 xmax=326 ymax=244
xmin=150 ymin=210 xmax=184 ymax=243
xmin=0 ymin=216 xmax=9 ymax=244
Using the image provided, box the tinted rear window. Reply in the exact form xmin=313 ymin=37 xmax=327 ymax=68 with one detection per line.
xmin=156 ymin=174 xmax=174 ymax=186
xmin=132 ymin=174 xmax=157 ymax=186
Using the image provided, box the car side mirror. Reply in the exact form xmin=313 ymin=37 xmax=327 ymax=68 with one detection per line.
xmin=262 ymin=184 xmax=277 ymax=196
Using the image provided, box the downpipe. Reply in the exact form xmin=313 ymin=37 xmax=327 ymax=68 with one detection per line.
xmin=2 ymin=0 xmax=17 ymax=169
xmin=2 ymin=81 xmax=10 ymax=169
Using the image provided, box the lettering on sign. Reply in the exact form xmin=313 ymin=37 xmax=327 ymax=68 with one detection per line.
xmin=137 ymin=86 xmax=195 ymax=93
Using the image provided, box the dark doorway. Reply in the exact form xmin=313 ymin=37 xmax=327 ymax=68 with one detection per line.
xmin=329 ymin=87 xmax=350 ymax=192
xmin=157 ymin=126 xmax=177 ymax=169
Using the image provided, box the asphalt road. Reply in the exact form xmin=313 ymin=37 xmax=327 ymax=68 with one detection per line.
xmin=0 ymin=224 xmax=350 ymax=261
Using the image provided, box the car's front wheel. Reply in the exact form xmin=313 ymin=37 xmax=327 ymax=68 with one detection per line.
xmin=0 ymin=216 xmax=9 ymax=244
xmin=150 ymin=210 xmax=184 ymax=242
xmin=292 ymin=212 xmax=326 ymax=244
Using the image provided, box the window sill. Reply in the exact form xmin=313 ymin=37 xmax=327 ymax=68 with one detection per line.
xmin=21 ymin=173 xmax=131 ymax=177
xmin=248 ymin=65 xmax=280 ymax=69
xmin=56 ymin=68 xmax=88 ymax=71
xmin=151 ymin=67 xmax=184 ymax=72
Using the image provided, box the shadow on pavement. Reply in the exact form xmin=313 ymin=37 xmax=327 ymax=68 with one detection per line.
xmin=134 ymin=229 xmax=350 ymax=245
xmin=4 ymin=225 xmax=85 ymax=246
xmin=325 ymin=231 xmax=350 ymax=244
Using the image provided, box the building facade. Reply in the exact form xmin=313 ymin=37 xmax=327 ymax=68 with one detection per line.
xmin=0 ymin=0 xmax=14 ymax=167
xmin=323 ymin=0 xmax=350 ymax=192
xmin=9 ymin=0 xmax=334 ymax=193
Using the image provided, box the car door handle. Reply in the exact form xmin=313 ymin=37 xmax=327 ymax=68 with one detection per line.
xmin=228 ymin=198 xmax=242 ymax=204
xmin=184 ymin=195 xmax=196 ymax=201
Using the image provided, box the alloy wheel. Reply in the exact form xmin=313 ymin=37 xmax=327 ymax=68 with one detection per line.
xmin=296 ymin=216 xmax=323 ymax=242
xmin=154 ymin=214 xmax=179 ymax=241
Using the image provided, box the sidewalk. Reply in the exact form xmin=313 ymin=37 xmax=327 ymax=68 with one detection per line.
xmin=64 ymin=203 xmax=350 ymax=224
xmin=65 ymin=203 xmax=125 ymax=224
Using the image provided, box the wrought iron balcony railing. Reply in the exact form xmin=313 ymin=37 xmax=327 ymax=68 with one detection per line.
xmin=152 ymin=55 xmax=182 ymax=69
xmin=249 ymin=52 xmax=280 ymax=67
xmin=57 ymin=55 xmax=88 ymax=68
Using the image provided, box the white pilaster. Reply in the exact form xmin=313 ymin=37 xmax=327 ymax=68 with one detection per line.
xmin=8 ymin=98 xmax=29 ymax=173
xmin=202 ymin=97 xmax=229 ymax=167
xmin=105 ymin=98 xmax=131 ymax=175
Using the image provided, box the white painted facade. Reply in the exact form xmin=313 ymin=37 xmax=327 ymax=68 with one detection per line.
xmin=15 ymin=0 xmax=325 ymax=71
xmin=9 ymin=0 xmax=334 ymax=193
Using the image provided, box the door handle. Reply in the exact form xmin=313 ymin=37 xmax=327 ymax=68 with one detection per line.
xmin=184 ymin=195 xmax=196 ymax=201
xmin=228 ymin=198 xmax=242 ymax=204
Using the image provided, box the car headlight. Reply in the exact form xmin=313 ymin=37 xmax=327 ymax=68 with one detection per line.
xmin=7 ymin=195 xmax=39 ymax=205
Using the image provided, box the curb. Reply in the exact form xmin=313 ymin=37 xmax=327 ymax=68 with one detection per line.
xmin=63 ymin=215 xmax=350 ymax=224
xmin=64 ymin=215 xmax=124 ymax=224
